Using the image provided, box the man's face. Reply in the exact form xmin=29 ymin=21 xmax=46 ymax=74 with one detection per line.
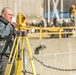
xmin=2 ymin=9 xmax=13 ymax=23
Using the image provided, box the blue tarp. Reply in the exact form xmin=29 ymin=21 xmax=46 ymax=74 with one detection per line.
xmin=44 ymin=10 xmax=70 ymax=18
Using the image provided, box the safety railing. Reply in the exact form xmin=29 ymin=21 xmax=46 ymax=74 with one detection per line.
xmin=17 ymin=26 xmax=76 ymax=39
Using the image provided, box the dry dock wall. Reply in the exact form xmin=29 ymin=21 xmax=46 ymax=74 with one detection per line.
xmin=25 ymin=38 xmax=76 ymax=75
xmin=1 ymin=38 xmax=76 ymax=75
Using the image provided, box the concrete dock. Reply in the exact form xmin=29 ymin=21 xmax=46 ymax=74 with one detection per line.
xmin=1 ymin=38 xmax=76 ymax=75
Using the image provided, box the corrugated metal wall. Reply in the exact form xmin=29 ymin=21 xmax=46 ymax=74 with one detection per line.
xmin=0 ymin=0 xmax=44 ymax=18
xmin=0 ymin=0 xmax=76 ymax=18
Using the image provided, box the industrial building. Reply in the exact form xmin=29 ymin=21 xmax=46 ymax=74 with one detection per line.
xmin=0 ymin=0 xmax=76 ymax=17
xmin=0 ymin=0 xmax=76 ymax=22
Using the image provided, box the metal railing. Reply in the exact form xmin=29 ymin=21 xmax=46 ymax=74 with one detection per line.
xmin=17 ymin=26 xmax=76 ymax=39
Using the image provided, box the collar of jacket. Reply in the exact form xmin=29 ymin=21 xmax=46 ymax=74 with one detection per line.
xmin=0 ymin=16 xmax=9 ymax=25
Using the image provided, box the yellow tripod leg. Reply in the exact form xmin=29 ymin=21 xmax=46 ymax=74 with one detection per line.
xmin=4 ymin=31 xmax=36 ymax=75
xmin=25 ymin=36 xmax=36 ymax=75
xmin=15 ymin=36 xmax=25 ymax=75
xmin=4 ymin=36 xmax=21 ymax=75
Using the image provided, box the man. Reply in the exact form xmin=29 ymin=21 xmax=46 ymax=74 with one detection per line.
xmin=69 ymin=5 xmax=76 ymax=22
xmin=0 ymin=7 xmax=16 ymax=59
xmin=39 ymin=18 xmax=47 ymax=27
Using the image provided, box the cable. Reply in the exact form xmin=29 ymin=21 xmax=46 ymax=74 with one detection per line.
xmin=25 ymin=49 xmax=76 ymax=71
xmin=33 ymin=56 xmax=76 ymax=71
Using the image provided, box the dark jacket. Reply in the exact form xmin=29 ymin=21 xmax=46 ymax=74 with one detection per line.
xmin=0 ymin=16 xmax=16 ymax=57
xmin=0 ymin=16 xmax=15 ymax=40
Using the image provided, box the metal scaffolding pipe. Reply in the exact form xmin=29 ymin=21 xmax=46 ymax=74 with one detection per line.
xmin=61 ymin=0 xmax=63 ymax=18
xmin=48 ymin=0 xmax=50 ymax=23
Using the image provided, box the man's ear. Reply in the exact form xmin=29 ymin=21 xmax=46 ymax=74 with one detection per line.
xmin=2 ymin=13 xmax=5 ymax=18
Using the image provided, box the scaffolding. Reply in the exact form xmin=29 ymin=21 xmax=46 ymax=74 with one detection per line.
xmin=46 ymin=0 xmax=63 ymax=23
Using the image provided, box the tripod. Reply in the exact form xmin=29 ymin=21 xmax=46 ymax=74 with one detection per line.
xmin=4 ymin=31 xmax=36 ymax=75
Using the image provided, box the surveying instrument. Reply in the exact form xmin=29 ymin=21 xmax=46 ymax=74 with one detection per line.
xmin=4 ymin=13 xmax=36 ymax=75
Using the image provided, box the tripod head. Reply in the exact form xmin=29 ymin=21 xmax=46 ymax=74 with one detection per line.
xmin=16 ymin=13 xmax=26 ymax=30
